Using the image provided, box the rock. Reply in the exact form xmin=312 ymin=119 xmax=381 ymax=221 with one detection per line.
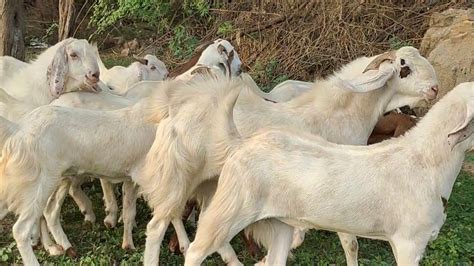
xmin=120 ymin=47 xmax=130 ymax=57
xmin=124 ymin=38 xmax=140 ymax=51
xmin=420 ymin=8 xmax=473 ymax=100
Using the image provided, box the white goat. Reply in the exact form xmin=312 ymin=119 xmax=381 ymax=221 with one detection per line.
xmin=169 ymin=38 xmax=242 ymax=79
xmin=2 ymin=38 xmax=100 ymax=107
xmin=185 ymin=82 xmax=474 ymax=266
xmin=140 ymin=46 xmax=439 ymax=265
xmin=46 ymin=91 xmax=136 ymax=252
xmin=97 ymin=50 xmax=168 ymax=95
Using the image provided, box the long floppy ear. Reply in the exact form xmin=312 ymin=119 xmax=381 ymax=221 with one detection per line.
xmin=345 ymin=63 xmax=396 ymax=92
xmin=47 ymin=43 xmax=69 ymax=97
xmin=448 ymin=103 xmax=474 ymax=149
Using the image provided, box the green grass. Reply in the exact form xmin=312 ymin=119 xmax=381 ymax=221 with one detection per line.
xmin=0 ymin=169 xmax=473 ymax=265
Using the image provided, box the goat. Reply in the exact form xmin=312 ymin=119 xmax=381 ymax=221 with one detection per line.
xmin=96 ymin=50 xmax=168 ymax=95
xmin=47 ymin=90 xmax=138 ymax=251
xmin=368 ymin=110 xmax=418 ymax=145
xmin=2 ymin=38 xmax=100 ymax=107
xmin=184 ymin=82 xmax=474 ymax=266
xmin=169 ymin=39 xmax=242 ymax=79
xmin=140 ymin=46 xmax=438 ymax=265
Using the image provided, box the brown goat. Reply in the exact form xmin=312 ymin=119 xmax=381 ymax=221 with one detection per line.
xmin=368 ymin=111 xmax=417 ymax=145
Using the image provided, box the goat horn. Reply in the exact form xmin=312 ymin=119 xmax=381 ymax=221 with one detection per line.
xmin=133 ymin=55 xmax=148 ymax=65
xmin=363 ymin=50 xmax=397 ymax=73
xmin=191 ymin=66 xmax=212 ymax=76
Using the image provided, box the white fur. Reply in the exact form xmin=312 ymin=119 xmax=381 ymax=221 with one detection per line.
xmin=251 ymin=78 xmax=313 ymax=103
xmin=47 ymin=89 xmax=138 ymax=251
xmin=185 ymin=82 xmax=474 ymax=266
xmin=96 ymin=50 xmax=168 ymax=95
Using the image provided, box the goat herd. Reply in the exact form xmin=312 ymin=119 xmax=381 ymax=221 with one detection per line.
xmin=0 ymin=37 xmax=472 ymax=266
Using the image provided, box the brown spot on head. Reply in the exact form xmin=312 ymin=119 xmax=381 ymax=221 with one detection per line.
xmin=399 ymin=65 xmax=411 ymax=78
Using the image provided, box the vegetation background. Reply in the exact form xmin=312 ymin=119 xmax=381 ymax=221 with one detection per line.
xmin=0 ymin=0 xmax=472 ymax=264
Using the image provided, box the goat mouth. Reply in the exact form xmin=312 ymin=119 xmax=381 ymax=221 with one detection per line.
xmin=423 ymin=91 xmax=437 ymax=101
xmin=82 ymin=79 xmax=101 ymax=93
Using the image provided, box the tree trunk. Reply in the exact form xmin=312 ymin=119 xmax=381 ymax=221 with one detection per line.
xmin=0 ymin=0 xmax=25 ymax=60
xmin=58 ymin=0 xmax=75 ymax=41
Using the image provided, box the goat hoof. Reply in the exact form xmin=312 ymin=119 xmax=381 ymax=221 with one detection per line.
xmin=83 ymin=220 xmax=94 ymax=228
xmin=122 ymin=243 xmax=136 ymax=251
xmin=32 ymin=242 xmax=42 ymax=250
xmin=49 ymin=244 xmax=65 ymax=256
xmin=168 ymin=239 xmax=180 ymax=254
xmin=180 ymin=244 xmax=189 ymax=255
xmin=65 ymin=247 xmax=78 ymax=258
xmin=104 ymin=216 xmax=117 ymax=229
xmin=84 ymin=215 xmax=96 ymax=224
xmin=104 ymin=221 xmax=115 ymax=229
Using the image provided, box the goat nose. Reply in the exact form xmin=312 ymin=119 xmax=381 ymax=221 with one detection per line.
xmin=91 ymin=71 xmax=100 ymax=79
xmin=430 ymin=85 xmax=439 ymax=96
xmin=87 ymin=71 xmax=100 ymax=82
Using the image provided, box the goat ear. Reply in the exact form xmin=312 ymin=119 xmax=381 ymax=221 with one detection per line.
xmin=448 ymin=103 xmax=474 ymax=149
xmin=218 ymin=44 xmax=227 ymax=55
xmin=344 ymin=63 xmax=396 ymax=92
xmin=47 ymin=43 xmax=69 ymax=97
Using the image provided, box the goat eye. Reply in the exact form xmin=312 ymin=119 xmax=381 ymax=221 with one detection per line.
xmin=399 ymin=66 xmax=411 ymax=78
xmin=70 ymin=53 xmax=78 ymax=59
xmin=400 ymin=59 xmax=406 ymax=65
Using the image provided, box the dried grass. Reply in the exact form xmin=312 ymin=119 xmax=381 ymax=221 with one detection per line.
xmin=186 ymin=1 xmax=470 ymax=84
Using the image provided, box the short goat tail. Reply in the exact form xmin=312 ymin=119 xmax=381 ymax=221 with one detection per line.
xmin=0 ymin=124 xmax=41 ymax=216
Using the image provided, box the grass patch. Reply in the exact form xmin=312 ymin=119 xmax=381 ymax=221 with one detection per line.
xmin=0 ymin=170 xmax=472 ymax=264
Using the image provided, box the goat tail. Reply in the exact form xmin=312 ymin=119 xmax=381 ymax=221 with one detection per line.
xmin=0 ymin=130 xmax=41 ymax=215
xmin=244 ymin=219 xmax=278 ymax=250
